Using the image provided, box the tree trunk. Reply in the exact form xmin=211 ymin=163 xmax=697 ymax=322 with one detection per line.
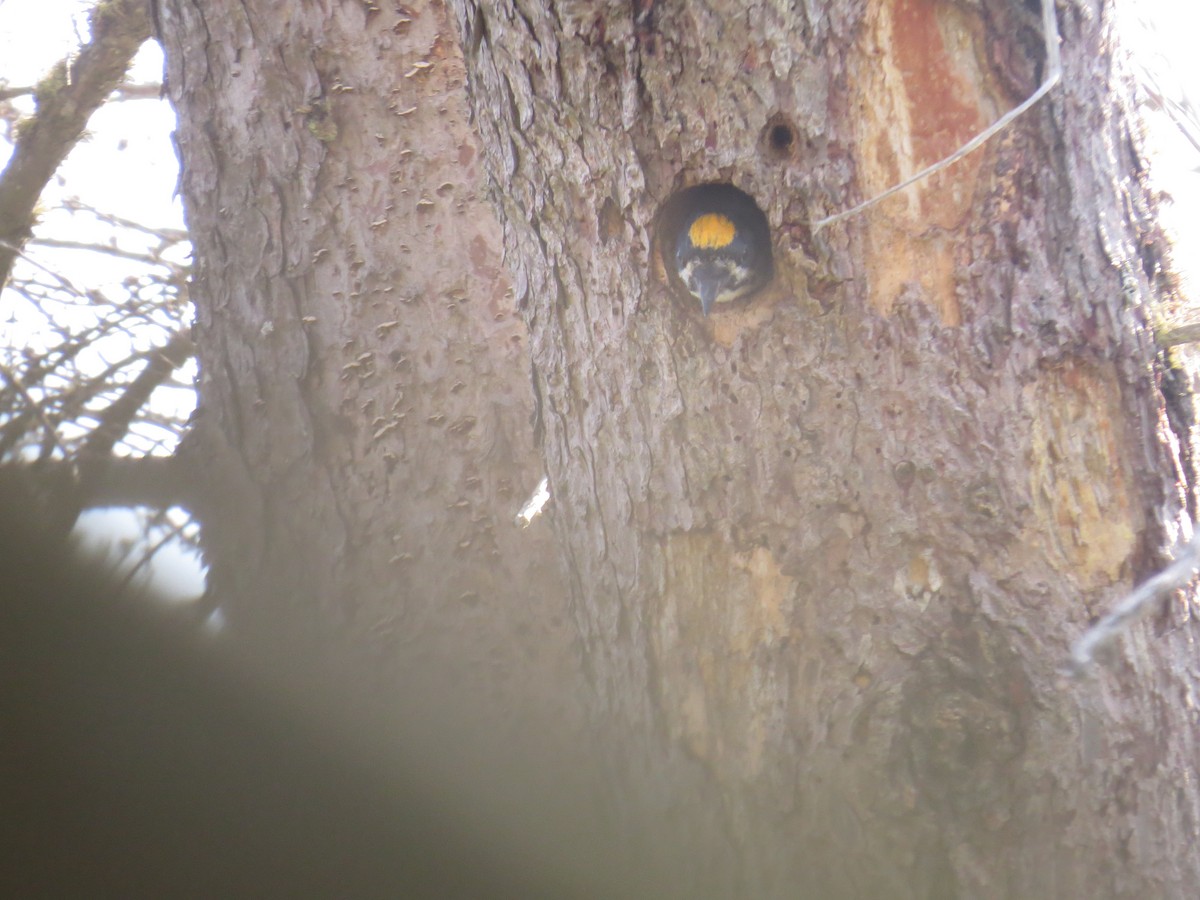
xmin=445 ymin=0 xmax=1200 ymax=895
xmin=157 ymin=0 xmax=577 ymax=713
xmin=159 ymin=0 xmax=1200 ymax=893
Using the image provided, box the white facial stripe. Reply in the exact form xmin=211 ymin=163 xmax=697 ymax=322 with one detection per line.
xmin=679 ymin=258 xmax=755 ymax=305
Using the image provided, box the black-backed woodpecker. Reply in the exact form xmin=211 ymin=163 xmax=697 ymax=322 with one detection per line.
xmin=660 ymin=183 xmax=773 ymax=315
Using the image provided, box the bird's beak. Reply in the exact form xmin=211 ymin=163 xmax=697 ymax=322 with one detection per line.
xmin=699 ymin=279 xmax=717 ymax=316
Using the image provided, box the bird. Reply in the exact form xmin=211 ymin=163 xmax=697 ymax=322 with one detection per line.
xmin=660 ymin=183 xmax=774 ymax=315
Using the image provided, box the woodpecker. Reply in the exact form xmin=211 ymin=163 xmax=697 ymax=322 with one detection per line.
xmin=661 ymin=183 xmax=773 ymax=315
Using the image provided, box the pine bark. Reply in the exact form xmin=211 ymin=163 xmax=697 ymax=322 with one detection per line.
xmin=446 ymin=0 xmax=1200 ymax=895
xmin=158 ymin=0 xmax=1200 ymax=893
xmin=158 ymin=0 xmax=577 ymax=712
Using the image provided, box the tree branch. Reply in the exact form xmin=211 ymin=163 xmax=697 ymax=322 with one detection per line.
xmin=1157 ymin=320 xmax=1200 ymax=348
xmin=0 ymin=0 xmax=152 ymax=288
xmin=78 ymin=329 xmax=195 ymax=484
xmin=86 ymin=455 xmax=190 ymax=510
xmin=1 ymin=455 xmax=188 ymax=511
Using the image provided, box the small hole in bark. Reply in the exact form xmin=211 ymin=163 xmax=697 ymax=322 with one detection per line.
xmin=762 ymin=114 xmax=799 ymax=161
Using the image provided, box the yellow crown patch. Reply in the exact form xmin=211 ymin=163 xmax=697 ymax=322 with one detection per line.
xmin=687 ymin=213 xmax=736 ymax=250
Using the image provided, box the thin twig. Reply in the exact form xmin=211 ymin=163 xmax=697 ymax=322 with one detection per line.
xmin=60 ymin=197 xmax=189 ymax=246
xmin=28 ymin=236 xmax=182 ymax=267
xmin=0 ymin=238 xmax=90 ymax=299
xmin=1067 ymin=534 xmax=1200 ymax=675
xmin=0 ymin=362 xmax=70 ymax=461
xmin=115 ymin=512 xmax=190 ymax=596
xmin=812 ymin=0 xmax=1062 ymax=231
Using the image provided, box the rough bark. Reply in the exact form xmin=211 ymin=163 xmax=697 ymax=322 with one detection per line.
xmin=158 ymin=0 xmax=576 ymax=713
xmin=447 ymin=0 xmax=1200 ymax=895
